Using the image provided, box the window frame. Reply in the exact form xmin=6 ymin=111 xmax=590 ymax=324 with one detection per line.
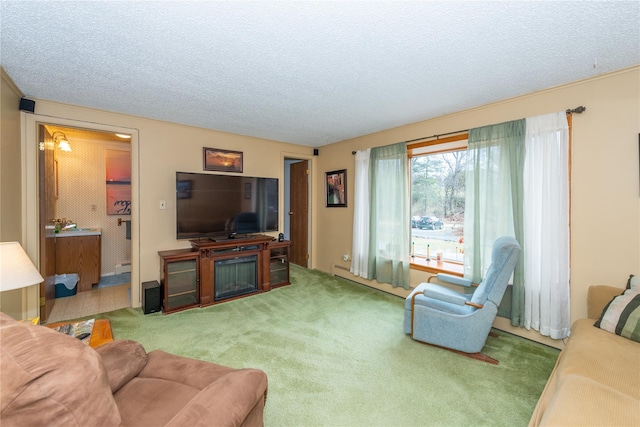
xmin=408 ymin=132 xmax=468 ymax=277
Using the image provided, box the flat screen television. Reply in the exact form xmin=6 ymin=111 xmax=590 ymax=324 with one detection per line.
xmin=176 ymin=172 xmax=278 ymax=240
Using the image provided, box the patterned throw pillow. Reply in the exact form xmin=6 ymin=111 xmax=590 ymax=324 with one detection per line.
xmin=594 ymin=275 xmax=640 ymax=343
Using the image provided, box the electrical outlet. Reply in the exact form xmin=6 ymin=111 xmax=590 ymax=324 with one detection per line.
xmin=343 ymin=253 xmax=350 ymax=262
xmin=159 ymin=200 xmax=166 ymax=210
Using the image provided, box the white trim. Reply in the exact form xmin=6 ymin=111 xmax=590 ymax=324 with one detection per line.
xmin=22 ymin=113 xmax=142 ymax=309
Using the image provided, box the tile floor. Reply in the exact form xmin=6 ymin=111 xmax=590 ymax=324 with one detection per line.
xmin=45 ymin=284 xmax=131 ymax=324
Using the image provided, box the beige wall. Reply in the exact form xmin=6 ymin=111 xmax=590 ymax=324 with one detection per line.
xmin=315 ymin=67 xmax=640 ymax=344
xmin=0 ymin=70 xmax=27 ymax=318
xmin=1 ymin=70 xmax=23 ymax=241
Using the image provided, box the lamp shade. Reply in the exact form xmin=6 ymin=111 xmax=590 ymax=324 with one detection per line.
xmin=0 ymin=242 xmax=44 ymax=292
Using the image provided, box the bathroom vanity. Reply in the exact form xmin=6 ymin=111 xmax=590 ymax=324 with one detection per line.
xmin=55 ymin=228 xmax=102 ymax=292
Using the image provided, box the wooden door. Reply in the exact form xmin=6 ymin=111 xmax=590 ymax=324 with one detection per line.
xmin=39 ymin=125 xmax=56 ymax=322
xmin=289 ymin=160 xmax=308 ymax=267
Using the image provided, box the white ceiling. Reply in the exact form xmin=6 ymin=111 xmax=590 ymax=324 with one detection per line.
xmin=2 ymin=1 xmax=638 ymax=147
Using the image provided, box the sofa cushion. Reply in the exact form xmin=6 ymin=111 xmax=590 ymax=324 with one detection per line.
xmin=139 ymin=350 xmax=253 ymax=389
xmin=594 ymin=290 xmax=640 ymax=342
xmin=586 ymin=285 xmax=625 ymax=319
xmin=96 ymin=339 xmax=149 ymax=393
xmin=115 ymin=377 xmax=200 ymax=427
xmin=558 ymin=319 xmax=640 ymax=399
xmin=539 ymin=374 xmax=640 ymax=426
xmin=165 ymin=370 xmax=271 ymax=427
xmin=0 ymin=313 xmax=121 ymax=427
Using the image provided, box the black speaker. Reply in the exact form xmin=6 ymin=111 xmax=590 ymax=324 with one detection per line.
xmin=278 ymin=233 xmax=284 ymax=242
xmin=313 ymin=148 xmax=319 ymax=156
xmin=19 ymin=97 xmax=35 ymax=113
xmin=142 ymin=280 xmax=162 ymax=314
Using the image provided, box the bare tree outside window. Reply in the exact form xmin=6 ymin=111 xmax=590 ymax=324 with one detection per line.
xmin=410 ymin=150 xmax=466 ymax=261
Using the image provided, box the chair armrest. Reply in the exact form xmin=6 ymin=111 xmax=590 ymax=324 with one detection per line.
xmin=423 ymin=288 xmax=468 ymax=306
xmin=428 ymin=273 xmax=473 ymax=287
xmin=95 ymin=339 xmax=148 ymax=393
xmin=166 ymin=369 xmax=268 ymax=427
xmin=587 ymin=285 xmax=625 ymax=319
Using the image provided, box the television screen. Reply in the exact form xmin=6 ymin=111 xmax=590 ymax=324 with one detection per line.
xmin=176 ymin=172 xmax=278 ymax=240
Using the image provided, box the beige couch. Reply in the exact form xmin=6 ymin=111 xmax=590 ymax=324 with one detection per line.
xmin=529 ymin=285 xmax=640 ymax=426
xmin=0 ymin=312 xmax=268 ymax=426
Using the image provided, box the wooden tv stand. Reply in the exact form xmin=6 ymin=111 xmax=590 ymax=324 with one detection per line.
xmin=158 ymin=235 xmax=290 ymax=314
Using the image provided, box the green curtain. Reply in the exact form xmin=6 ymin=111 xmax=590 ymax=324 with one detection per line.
xmin=367 ymin=142 xmax=410 ymax=289
xmin=464 ymin=119 xmax=526 ymax=326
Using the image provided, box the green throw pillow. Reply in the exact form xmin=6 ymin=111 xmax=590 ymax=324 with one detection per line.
xmin=594 ymin=284 xmax=640 ymax=343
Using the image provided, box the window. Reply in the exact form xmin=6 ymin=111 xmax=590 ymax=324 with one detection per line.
xmin=408 ymin=134 xmax=468 ymax=274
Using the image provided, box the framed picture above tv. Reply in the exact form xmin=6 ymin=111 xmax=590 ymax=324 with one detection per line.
xmin=203 ymin=147 xmax=243 ymax=173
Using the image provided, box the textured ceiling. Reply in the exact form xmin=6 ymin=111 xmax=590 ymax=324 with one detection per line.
xmin=1 ymin=1 xmax=638 ymax=147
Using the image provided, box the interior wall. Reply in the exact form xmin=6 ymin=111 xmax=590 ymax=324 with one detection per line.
xmin=315 ymin=67 xmax=640 ymax=341
xmin=7 ymin=66 xmax=639 ymax=332
xmin=0 ymin=70 xmax=26 ymax=318
xmin=54 ymin=133 xmax=131 ymax=276
xmin=22 ymin=100 xmax=314 ymax=308
xmin=1 ymin=71 xmax=23 ymax=242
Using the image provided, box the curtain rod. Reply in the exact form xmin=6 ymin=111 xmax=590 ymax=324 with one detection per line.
xmin=351 ymin=106 xmax=586 ymax=154
xmin=566 ymin=106 xmax=586 ymax=114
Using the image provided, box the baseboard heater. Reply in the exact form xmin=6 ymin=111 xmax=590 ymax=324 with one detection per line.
xmin=331 ymin=264 xmax=409 ymax=298
xmin=115 ymin=261 xmax=131 ymax=275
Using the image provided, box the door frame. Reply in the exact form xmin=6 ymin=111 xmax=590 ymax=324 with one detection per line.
xmin=22 ymin=113 xmax=141 ymax=312
xmin=282 ymin=152 xmax=315 ymax=269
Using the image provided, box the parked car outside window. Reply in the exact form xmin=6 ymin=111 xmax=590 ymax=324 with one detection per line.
xmin=418 ymin=216 xmax=443 ymax=230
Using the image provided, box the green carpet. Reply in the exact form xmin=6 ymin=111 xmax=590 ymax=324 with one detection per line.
xmin=97 ymin=265 xmax=559 ymax=426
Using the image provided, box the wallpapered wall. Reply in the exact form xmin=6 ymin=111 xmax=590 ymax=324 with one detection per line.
xmin=56 ymin=133 xmax=131 ymax=277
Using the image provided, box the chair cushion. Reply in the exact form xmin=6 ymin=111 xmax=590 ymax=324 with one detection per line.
xmin=470 ymin=236 xmax=520 ymax=306
xmin=0 ymin=313 xmax=121 ymax=427
xmin=423 ymin=286 xmax=469 ymax=306
xmin=115 ymin=377 xmax=200 ymax=426
xmin=406 ymin=283 xmax=474 ymax=316
xmin=96 ymin=340 xmax=149 ymax=393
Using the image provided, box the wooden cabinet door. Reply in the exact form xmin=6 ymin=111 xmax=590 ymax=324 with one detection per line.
xmin=55 ymin=235 xmax=101 ymax=292
xmin=159 ymin=249 xmax=200 ymax=313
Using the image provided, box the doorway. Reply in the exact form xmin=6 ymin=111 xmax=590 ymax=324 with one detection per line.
xmin=284 ymin=158 xmax=310 ymax=267
xmin=30 ymin=120 xmax=137 ymax=323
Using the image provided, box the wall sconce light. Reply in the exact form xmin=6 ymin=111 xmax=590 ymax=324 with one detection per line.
xmin=52 ymin=131 xmax=72 ymax=152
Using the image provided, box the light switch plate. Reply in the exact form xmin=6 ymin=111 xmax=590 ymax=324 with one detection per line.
xmin=159 ymin=200 xmax=166 ymax=210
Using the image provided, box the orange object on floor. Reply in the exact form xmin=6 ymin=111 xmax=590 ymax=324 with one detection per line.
xmin=45 ymin=319 xmax=113 ymax=348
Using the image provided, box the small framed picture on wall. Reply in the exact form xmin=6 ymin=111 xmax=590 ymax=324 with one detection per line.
xmin=325 ymin=169 xmax=347 ymax=207
xmin=203 ymin=147 xmax=243 ymax=173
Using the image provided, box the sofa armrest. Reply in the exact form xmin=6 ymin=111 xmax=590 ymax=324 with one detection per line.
xmin=587 ymin=285 xmax=624 ymax=319
xmin=95 ymin=339 xmax=148 ymax=393
xmin=165 ymin=369 xmax=268 ymax=427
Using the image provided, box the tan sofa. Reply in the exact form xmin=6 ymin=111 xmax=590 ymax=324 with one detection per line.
xmin=0 ymin=313 xmax=268 ymax=426
xmin=529 ymin=285 xmax=640 ymax=426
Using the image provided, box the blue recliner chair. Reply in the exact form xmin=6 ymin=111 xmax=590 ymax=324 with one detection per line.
xmin=404 ymin=236 xmax=521 ymax=363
